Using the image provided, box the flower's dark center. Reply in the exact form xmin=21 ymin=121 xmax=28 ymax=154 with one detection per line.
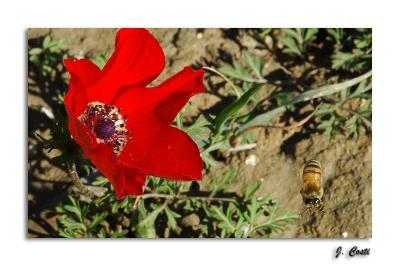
xmin=94 ymin=118 xmax=115 ymax=139
xmin=79 ymin=102 xmax=130 ymax=156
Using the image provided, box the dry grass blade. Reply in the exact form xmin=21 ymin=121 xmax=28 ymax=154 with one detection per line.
xmin=203 ymin=66 xmax=241 ymax=98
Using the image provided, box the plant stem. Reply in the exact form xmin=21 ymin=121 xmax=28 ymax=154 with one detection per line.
xmin=132 ymin=179 xmax=149 ymax=210
xmin=69 ymin=163 xmax=95 ymax=199
xmin=203 ymin=66 xmax=242 ymax=99
xmin=139 ymin=193 xmax=237 ymax=203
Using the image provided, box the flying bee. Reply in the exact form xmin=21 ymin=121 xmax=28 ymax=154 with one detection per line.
xmin=300 ymin=159 xmax=324 ymax=215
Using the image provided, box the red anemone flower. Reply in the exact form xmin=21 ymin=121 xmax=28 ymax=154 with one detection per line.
xmin=64 ymin=28 xmax=205 ymax=199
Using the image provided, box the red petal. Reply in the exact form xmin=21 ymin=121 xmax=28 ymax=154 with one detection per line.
xmin=64 ymin=58 xmax=101 ymax=116
xmin=87 ymin=28 xmax=165 ymax=103
xmin=64 ymin=58 xmax=101 ymax=88
xmin=155 ymin=67 xmax=205 ymax=124
xmin=118 ymin=126 xmax=203 ymax=181
xmin=114 ymin=165 xmax=147 ymax=199
xmin=112 ymin=67 xmax=205 ymax=138
xmin=86 ymin=148 xmax=146 ymax=199
xmin=68 ymin=115 xmax=104 ymax=152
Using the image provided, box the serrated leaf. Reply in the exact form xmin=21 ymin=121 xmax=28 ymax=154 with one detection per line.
xmin=59 ymin=216 xmax=86 ymax=231
xmin=218 ymin=61 xmax=260 ymax=83
xmin=164 ymin=207 xmax=180 ymax=230
xmin=304 ymin=28 xmax=318 ymax=43
xmin=316 ymin=103 xmax=336 ymax=117
xmin=211 ymin=169 xmax=235 ymax=196
xmin=64 ymin=205 xmax=81 ymax=217
xmin=281 ymin=37 xmax=302 ymax=56
xmin=244 ymin=51 xmax=264 ymax=79
xmin=186 ymin=114 xmax=211 ymax=137
xmin=244 ymin=180 xmax=262 ymax=201
xmin=211 ymin=206 xmax=236 ymax=234
xmin=137 ymin=203 xmax=166 ymax=229
xmin=59 ymin=230 xmax=75 ymax=238
xmin=345 ymin=115 xmax=359 ymax=138
xmin=282 ymin=29 xmax=299 ymax=40
xmin=88 ymin=212 xmax=108 ymax=231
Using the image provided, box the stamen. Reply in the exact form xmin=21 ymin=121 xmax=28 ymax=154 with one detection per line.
xmin=79 ymin=102 xmax=130 ymax=156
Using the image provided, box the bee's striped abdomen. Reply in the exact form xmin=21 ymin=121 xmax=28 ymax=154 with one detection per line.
xmin=302 ymin=160 xmax=322 ymax=195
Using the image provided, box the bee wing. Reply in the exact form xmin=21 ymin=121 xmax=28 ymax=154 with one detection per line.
xmin=298 ymin=166 xmax=305 ymax=192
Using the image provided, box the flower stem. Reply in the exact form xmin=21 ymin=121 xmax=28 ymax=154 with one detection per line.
xmin=139 ymin=193 xmax=237 ymax=203
xmin=203 ymin=66 xmax=241 ymax=99
xmin=69 ymin=163 xmax=95 ymax=199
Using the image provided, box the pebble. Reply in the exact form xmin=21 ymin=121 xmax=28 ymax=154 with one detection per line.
xmin=40 ymin=106 xmax=54 ymax=120
xmin=245 ymin=154 xmax=258 ymax=166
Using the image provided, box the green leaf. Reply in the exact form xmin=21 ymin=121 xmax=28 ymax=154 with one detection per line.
xmin=97 ymin=228 xmax=106 ymax=238
xmin=29 ymin=48 xmax=42 ymax=56
xmin=304 ymin=28 xmax=318 ymax=43
xmin=327 ymin=28 xmax=343 ymax=45
xmin=186 ymin=115 xmax=212 ymax=144
xmin=64 ymin=205 xmax=81 ymax=217
xmin=201 ymin=153 xmax=219 ymax=167
xmin=211 ymin=169 xmax=235 ymax=197
xmin=281 ymin=37 xmax=302 ymax=56
xmin=55 ymin=205 xmax=65 ymax=214
xmin=137 ymin=202 xmax=167 ymax=236
xmin=259 ymin=28 xmax=272 ymax=38
xmin=345 ymin=115 xmax=359 ymax=138
xmin=211 ymin=206 xmax=236 ymax=235
xmin=244 ymin=180 xmax=262 ymax=201
xmin=244 ymin=51 xmax=264 ymax=79
xmin=88 ymin=212 xmax=108 ymax=231
xmin=289 ymin=70 xmax=372 ymax=105
xmin=42 ymin=64 xmax=52 ymax=74
xmin=59 ymin=230 xmax=75 ymax=238
xmin=218 ymin=61 xmax=261 ymax=83
xmin=359 ymin=115 xmax=372 ymax=128
xmin=43 ymin=36 xmax=51 ymax=48
xmin=275 ymin=91 xmax=292 ymax=106
xmin=59 ymin=216 xmax=86 ymax=231
xmin=165 ymin=207 xmax=181 ymax=230
xmin=214 ymin=84 xmax=264 ymax=132
xmin=315 ymin=103 xmax=336 ymax=117
xmin=92 ymin=176 xmax=109 ymax=186
xmin=282 ymin=29 xmax=299 ymax=40
xmin=239 ymin=106 xmax=286 ymax=132
xmin=111 ymin=230 xmax=128 ymax=238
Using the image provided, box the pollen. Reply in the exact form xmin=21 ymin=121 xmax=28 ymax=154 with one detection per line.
xmin=79 ymin=102 xmax=130 ymax=155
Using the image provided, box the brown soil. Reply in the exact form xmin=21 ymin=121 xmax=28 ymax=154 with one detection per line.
xmin=27 ymin=28 xmax=371 ymax=238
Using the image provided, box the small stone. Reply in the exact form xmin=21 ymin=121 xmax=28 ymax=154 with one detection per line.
xmin=40 ymin=106 xmax=54 ymax=120
xmin=181 ymin=213 xmax=200 ymax=229
xmin=264 ymin=35 xmax=274 ymax=50
xmin=245 ymin=154 xmax=258 ymax=166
